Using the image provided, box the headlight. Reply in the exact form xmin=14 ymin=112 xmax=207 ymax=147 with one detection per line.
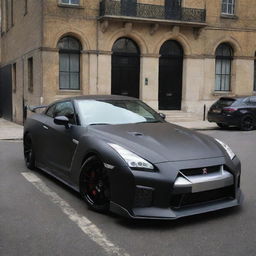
xmin=215 ymin=138 xmax=235 ymax=160
xmin=108 ymin=143 xmax=154 ymax=171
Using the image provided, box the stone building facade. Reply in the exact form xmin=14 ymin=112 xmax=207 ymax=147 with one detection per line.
xmin=0 ymin=0 xmax=256 ymax=123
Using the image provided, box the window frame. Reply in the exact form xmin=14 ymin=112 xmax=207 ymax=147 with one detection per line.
xmin=221 ymin=0 xmax=235 ymax=15
xmin=215 ymin=43 xmax=233 ymax=92
xmin=58 ymin=36 xmax=82 ymax=90
xmin=45 ymin=101 xmax=78 ymax=125
xmin=59 ymin=0 xmax=80 ymax=6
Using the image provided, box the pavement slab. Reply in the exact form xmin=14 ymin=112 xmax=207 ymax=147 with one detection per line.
xmin=0 ymin=118 xmax=23 ymax=140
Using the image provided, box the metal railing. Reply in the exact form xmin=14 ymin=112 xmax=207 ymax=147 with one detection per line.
xmin=100 ymin=0 xmax=206 ymax=23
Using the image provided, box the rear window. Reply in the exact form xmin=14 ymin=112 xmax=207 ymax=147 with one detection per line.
xmin=215 ymin=98 xmax=237 ymax=107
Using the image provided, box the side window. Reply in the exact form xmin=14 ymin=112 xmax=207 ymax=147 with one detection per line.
xmin=45 ymin=104 xmax=56 ymax=118
xmin=249 ymin=97 xmax=256 ymax=105
xmin=54 ymin=101 xmax=76 ymax=124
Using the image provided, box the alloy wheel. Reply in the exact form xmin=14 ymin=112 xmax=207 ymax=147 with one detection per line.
xmin=241 ymin=116 xmax=254 ymax=131
xmin=80 ymin=156 xmax=110 ymax=212
xmin=23 ymin=135 xmax=35 ymax=169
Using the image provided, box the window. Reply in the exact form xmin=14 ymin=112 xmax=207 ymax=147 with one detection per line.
xmin=222 ymin=0 xmax=235 ymax=15
xmin=46 ymin=104 xmax=56 ymax=118
xmin=12 ymin=63 xmax=16 ymax=92
xmin=28 ymin=57 xmax=33 ymax=92
xmin=58 ymin=36 xmax=81 ymax=90
xmin=215 ymin=43 xmax=233 ymax=91
xmin=60 ymin=0 xmax=80 ymax=6
xmin=54 ymin=101 xmax=76 ymax=124
xmin=249 ymin=97 xmax=256 ymax=105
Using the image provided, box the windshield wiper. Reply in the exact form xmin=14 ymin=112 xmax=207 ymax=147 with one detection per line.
xmin=136 ymin=120 xmax=162 ymax=124
xmin=89 ymin=123 xmax=110 ymax=126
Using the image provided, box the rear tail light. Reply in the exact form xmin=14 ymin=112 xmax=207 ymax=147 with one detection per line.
xmin=223 ymin=107 xmax=237 ymax=113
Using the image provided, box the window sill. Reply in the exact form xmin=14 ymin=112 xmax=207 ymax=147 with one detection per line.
xmin=220 ymin=14 xmax=238 ymax=20
xmin=58 ymin=4 xmax=84 ymax=9
xmin=57 ymin=89 xmax=82 ymax=95
xmin=212 ymin=91 xmax=235 ymax=97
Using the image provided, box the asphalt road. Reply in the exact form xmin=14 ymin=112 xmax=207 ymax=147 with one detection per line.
xmin=0 ymin=129 xmax=256 ymax=256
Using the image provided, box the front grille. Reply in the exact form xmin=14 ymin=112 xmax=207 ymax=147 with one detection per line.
xmin=180 ymin=165 xmax=221 ymax=176
xmin=170 ymin=186 xmax=235 ymax=209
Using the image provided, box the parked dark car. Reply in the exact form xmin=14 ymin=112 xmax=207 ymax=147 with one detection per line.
xmin=208 ymin=96 xmax=256 ymax=131
xmin=24 ymin=95 xmax=242 ymax=220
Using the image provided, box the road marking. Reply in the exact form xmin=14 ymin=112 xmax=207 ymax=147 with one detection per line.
xmin=21 ymin=172 xmax=130 ymax=256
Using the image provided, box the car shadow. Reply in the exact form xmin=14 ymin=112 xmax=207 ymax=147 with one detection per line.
xmin=116 ymin=206 xmax=243 ymax=230
xmin=218 ymin=126 xmax=256 ymax=132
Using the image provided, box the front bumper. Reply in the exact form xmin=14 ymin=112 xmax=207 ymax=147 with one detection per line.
xmin=109 ymin=156 xmax=242 ymax=219
xmin=110 ymin=189 xmax=243 ymax=220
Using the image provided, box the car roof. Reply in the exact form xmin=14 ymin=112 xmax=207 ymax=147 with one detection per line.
xmin=54 ymin=95 xmax=139 ymax=103
xmin=219 ymin=96 xmax=250 ymax=101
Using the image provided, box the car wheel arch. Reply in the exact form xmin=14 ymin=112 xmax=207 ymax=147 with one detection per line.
xmin=79 ymin=154 xmax=111 ymax=212
xmin=240 ymin=114 xmax=255 ymax=131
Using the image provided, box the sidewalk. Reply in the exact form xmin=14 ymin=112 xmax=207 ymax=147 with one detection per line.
xmin=0 ymin=118 xmax=23 ymax=140
xmin=0 ymin=118 xmax=217 ymax=140
xmin=172 ymin=120 xmax=218 ymax=130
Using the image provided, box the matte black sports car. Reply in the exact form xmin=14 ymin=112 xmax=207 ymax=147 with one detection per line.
xmin=24 ymin=95 xmax=242 ymax=219
xmin=208 ymin=96 xmax=256 ymax=131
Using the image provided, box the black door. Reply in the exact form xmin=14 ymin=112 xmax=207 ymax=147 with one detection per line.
xmin=43 ymin=101 xmax=78 ymax=175
xmin=0 ymin=65 xmax=12 ymax=120
xmin=165 ymin=0 xmax=182 ymax=20
xmin=121 ymin=0 xmax=137 ymax=16
xmin=159 ymin=40 xmax=183 ymax=110
xmin=112 ymin=38 xmax=140 ymax=98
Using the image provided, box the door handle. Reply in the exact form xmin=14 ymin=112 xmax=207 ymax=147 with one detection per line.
xmin=43 ymin=125 xmax=49 ymax=130
xmin=166 ymin=93 xmax=173 ymax=97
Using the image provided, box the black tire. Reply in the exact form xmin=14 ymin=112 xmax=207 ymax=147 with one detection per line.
xmin=240 ymin=115 xmax=254 ymax=131
xmin=217 ymin=123 xmax=229 ymax=129
xmin=23 ymin=134 xmax=35 ymax=170
xmin=79 ymin=156 xmax=110 ymax=213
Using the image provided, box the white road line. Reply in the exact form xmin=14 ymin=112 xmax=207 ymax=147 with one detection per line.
xmin=21 ymin=172 xmax=130 ymax=256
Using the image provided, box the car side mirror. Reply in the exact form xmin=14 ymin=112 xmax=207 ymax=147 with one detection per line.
xmin=54 ymin=116 xmax=70 ymax=128
xmin=158 ymin=113 xmax=166 ymax=120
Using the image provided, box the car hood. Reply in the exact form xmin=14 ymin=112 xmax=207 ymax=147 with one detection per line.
xmin=89 ymin=122 xmax=224 ymax=163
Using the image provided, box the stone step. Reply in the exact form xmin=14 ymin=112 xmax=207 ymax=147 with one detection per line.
xmin=160 ymin=111 xmax=203 ymax=122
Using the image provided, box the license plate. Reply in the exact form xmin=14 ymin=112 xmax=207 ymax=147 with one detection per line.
xmin=212 ymin=109 xmax=221 ymax=113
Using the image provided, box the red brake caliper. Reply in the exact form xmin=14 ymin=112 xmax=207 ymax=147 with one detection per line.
xmin=90 ymin=171 xmax=97 ymax=196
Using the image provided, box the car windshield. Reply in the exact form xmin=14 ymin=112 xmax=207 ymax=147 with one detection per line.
xmin=76 ymin=99 xmax=163 ymax=126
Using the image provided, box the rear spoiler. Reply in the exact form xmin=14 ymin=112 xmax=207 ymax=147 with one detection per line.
xmin=26 ymin=105 xmax=48 ymax=113
xmin=24 ymin=105 xmax=48 ymax=121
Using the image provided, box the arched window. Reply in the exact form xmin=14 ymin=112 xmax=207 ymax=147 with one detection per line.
xmin=215 ymin=43 xmax=233 ymax=91
xmin=112 ymin=38 xmax=140 ymax=55
xmin=58 ymin=36 xmax=81 ymax=90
